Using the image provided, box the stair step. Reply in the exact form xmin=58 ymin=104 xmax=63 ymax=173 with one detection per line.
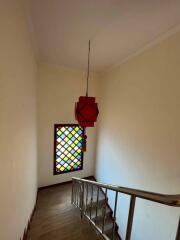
xmin=90 ymin=209 xmax=112 ymax=222
xmin=101 ymin=216 xmax=118 ymax=233
xmin=106 ymin=232 xmax=121 ymax=240
xmin=86 ymin=198 xmax=106 ymax=209
xmin=92 ymin=214 xmax=119 ymax=239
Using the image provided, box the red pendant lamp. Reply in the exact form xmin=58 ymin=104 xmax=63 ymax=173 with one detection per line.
xmin=75 ymin=40 xmax=99 ymax=150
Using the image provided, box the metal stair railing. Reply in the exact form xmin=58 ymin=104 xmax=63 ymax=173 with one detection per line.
xmin=71 ymin=177 xmax=180 ymax=240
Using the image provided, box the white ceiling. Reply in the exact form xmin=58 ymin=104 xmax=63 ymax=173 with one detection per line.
xmin=28 ymin=0 xmax=180 ymax=72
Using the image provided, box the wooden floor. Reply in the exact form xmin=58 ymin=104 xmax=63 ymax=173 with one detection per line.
xmin=28 ymin=182 xmax=100 ymax=240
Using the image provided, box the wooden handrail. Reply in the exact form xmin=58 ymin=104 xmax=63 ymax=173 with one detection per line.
xmin=72 ymin=177 xmax=180 ymax=207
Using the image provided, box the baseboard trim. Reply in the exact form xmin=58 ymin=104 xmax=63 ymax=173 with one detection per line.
xmin=20 ymin=192 xmax=37 ymax=240
xmin=38 ymin=175 xmax=95 ymax=190
xmin=38 ymin=180 xmax=72 ymax=190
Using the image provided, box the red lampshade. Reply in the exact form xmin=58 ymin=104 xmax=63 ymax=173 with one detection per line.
xmin=75 ymin=96 xmax=99 ymax=127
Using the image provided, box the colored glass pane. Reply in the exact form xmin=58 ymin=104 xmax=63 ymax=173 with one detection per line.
xmin=71 ymin=156 xmax=75 ymax=160
xmin=74 ymin=140 xmax=78 ymax=144
xmin=78 ymin=130 xmax=82 ymax=135
xmin=61 ymin=127 xmax=66 ymax=132
xmin=57 ymin=130 xmax=61 ymax=136
xmin=74 ymin=152 xmax=78 ymax=157
xmin=68 ymin=140 xmax=72 ymax=145
xmin=67 ymin=147 xmax=72 ymax=151
xmin=71 ymin=143 xmax=75 ymax=148
xmin=68 ymin=133 xmax=72 ymax=138
xmin=64 ymin=150 xmax=68 ymax=155
xmin=75 ymin=133 xmax=79 ymax=138
xmin=71 ymin=149 xmax=75 ymax=154
xmin=67 ymin=153 xmax=71 ymax=158
xmin=64 ymin=144 xmax=68 ymax=149
xmin=57 ymin=144 xmax=61 ymax=149
xmin=61 ymin=134 xmax=65 ymax=139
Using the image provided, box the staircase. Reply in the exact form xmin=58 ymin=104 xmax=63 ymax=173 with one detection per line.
xmin=72 ymin=177 xmax=180 ymax=240
xmin=84 ymin=184 xmax=120 ymax=240
xmin=72 ymin=179 xmax=121 ymax=240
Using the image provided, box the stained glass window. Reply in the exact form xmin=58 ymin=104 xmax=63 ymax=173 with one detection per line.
xmin=54 ymin=124 xmax=84 ymax=175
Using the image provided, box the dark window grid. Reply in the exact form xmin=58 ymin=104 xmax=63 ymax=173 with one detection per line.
xmin=55 ymin=134 xmax=83 ymax=158
xmin=54 ymin=124 xmax=84 ymax=175
xmin=55 ymin=150 xmax=83 ymax=166
xmin=54 ymin=148 xmax=83 ymax=174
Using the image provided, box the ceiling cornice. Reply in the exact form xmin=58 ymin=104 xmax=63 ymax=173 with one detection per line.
xmin=103 ymin=24 xmax=180 ymax=74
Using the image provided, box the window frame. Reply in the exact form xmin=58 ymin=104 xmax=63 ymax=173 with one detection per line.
xmin=53 ymin=123 xmax=84 ymax=175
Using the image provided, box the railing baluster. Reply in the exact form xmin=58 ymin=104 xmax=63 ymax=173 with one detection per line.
xmin=95 ymin=186 xmax=100 ymax=224
xmin=90 ymin=184 xmax=94 ymax=219
xmin=176 ymin=217 xmax=180 ymax=240
xmin=78 ymin=181 xmax=80 ymax=207
xmin=74 ymin=181 xmax=77 ymax=206
xmin=125 ymin=195 xmax=136 ymax=240
xmin=85 ymin=183 xmax=89 ymax=214
xmin=77 ymin=181 xmax=79 ymax=206
xmin=102 ymin=188 xmax=108 ymax=233
xmin=80 ymin=182 xmax=84 ymax=218
xmin=76 ymin=181 xmax=79 ymax=207
xmin=75 ymin=181 xmax=77 ymax=206
xmin=71 ymin=179 xmax=74 ymax=204
xmin=78 ymin=182 xmax=81 ymax=208
xmin=78 ymin=182 xmax=80 ymax=206
xmin=112 ymin=191 xmax=118 ymax=240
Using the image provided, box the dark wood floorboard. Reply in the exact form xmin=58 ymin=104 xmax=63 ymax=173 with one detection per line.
xmin=28 ymin=182 xmax=101 ymax=240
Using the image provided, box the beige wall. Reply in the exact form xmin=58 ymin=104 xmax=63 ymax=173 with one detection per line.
xmin=0 ymin=1 xmax=37 ymax=239
xmin=37 ymin=63 xmax=99 ymax=187
xmin=95 ymin=31 xmax=180 ymax=239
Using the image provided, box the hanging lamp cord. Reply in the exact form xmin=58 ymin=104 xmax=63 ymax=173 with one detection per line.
xmin=86 ymin=40 xmax=91 ymax=97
